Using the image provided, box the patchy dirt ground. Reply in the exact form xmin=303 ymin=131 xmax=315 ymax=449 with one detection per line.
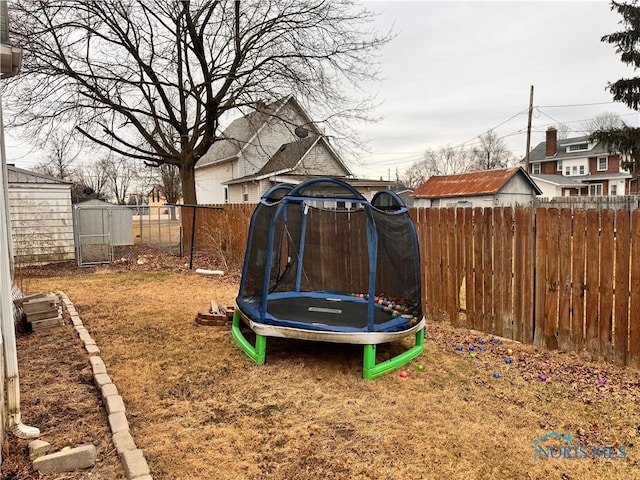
xmin=3 ymin=254 xmax=640 ymax=479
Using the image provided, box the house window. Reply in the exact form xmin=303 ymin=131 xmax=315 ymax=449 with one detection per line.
xmin=589 ymin=183 xmax=603 ymax=196
xmin=572 ymin=166 xmax=577 ymax=175
xmin=579 ymin=165 xmax=585 ymax=175
xmin=565 ymin=166 xmax=570 ymax=176
xmin=598 ymin=156 xmax=608 ymax=171
xmin=242 ymin=185 xmax=249 ymax=202
xmin=224 ymin=186 xmax=229 ymax=204
xmin=567 ymin=143 xmax=589 ymax=152
xmin=531 ymin=163 xmax=540 ymax=174
xmin=557 ymin=160 xmax=562 ymax=171
xmin=611 ymin=184 xmax=618 ymax=196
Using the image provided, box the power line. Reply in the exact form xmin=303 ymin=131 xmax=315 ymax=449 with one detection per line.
xmin=536 ymin=101 xmax=618 ymax=108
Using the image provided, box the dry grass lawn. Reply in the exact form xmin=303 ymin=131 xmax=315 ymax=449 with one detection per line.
xmin=3 ymin=257 xmax=640 ymax=479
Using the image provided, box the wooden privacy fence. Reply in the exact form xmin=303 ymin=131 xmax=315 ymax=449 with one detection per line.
xmin=181 ymin=204 xmax=254 ymax=268
xmin=412 ymin=207 xmax=640 ymax=367
xmin=188 ymin=204 xmax=640 ymax=367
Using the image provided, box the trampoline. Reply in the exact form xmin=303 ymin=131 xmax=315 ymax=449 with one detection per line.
xmin=232 ymin=177 xmax=425 ymax=379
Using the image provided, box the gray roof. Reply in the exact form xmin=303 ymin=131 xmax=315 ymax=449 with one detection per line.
xmin=531 ymin=172 xmax=632 ymax=187
xmin=7 ymin=165 xmax=71 ymax=184
xmin=196 ymin=96 xmax=317 ymax=169
xmin=530 ymin=174 xmax=585 ymax=187
xmin=256 ymin=135 xmax=320 ymax=176
xmin=527 ymin=134 xmax=611 ymax=162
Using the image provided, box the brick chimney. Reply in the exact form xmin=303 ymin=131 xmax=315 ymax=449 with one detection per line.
xmin=545 ymin=127 xmax=557 ymax=157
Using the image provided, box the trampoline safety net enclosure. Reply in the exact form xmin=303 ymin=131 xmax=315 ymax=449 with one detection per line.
xmin=232 ymin=177 xmax=425 ymax=379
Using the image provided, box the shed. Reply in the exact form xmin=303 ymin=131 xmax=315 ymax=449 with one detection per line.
xmin=73 ymin=199 xmax=134 ymax=266
xmin=411 ymin=167 xmax=542 ymax=208
xmin=7 ymin=165 xmax=75 ymax=265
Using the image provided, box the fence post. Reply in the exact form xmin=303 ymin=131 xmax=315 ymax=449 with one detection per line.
xmin=189 ymin=207 xmax=197 ymax=270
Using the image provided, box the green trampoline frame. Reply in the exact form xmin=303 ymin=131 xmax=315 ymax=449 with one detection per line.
xmin=231 ymin=309 xmax=425 ymax=380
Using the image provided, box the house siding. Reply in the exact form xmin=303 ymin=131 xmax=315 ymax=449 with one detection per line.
xmin=239 ymin=105 xmax=310 ymax=178
xmin=9 ymin=184 xmax=75 ymax=265
xmin=196 ymin=160 xmax=236 ymax=204
xmin=296 ymin=143 xmax=346 ymax=176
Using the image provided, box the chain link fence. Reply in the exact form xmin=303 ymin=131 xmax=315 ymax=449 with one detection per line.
xmin=74 ymin=204 xmax=183 ymax=266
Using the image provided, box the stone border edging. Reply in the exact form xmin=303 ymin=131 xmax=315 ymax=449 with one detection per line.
xmin=57 ymin=291 xmax=153 ymax=480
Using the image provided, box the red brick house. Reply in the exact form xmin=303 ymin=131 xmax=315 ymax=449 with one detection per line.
xmin=525 ymin=127 xmax=639 ymax=197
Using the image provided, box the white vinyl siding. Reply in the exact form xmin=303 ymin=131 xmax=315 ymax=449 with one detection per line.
xmin=8 ymin=184 xmax=75 ymax=265
xmin=195 ymin=160 xmax=235 ymax=204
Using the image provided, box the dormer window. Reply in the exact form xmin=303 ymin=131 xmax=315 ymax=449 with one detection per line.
xmin=566 ymin=143 xmax=589 ymax=152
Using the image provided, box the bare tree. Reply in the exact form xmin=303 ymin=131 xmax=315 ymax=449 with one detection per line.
xmin=157 ymin=164 xmax=182 ymax=205
xmin=582 ymin=112 xmax=623 ymax=135
xmin=469 ymin=129 xmax=515 ymax=170
xmin=5 ymin=0 xmax=391 ymax=204
xmin=401 ymin=145 xmax=473 ymax=188
xmin=105 ymin=157 xmax=140 ymax=205
xmin=33 ymin=131 xmax=78 ymax=180
xmin=74 ymin=157 xmax=111 ymax=200
xmin=557 ymin=123 xmax=572 ymax=140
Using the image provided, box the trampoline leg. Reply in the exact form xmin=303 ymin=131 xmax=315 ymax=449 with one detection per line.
xmin=362 ymin=327 xmax=425 ymax=380
xmin=231 ymin=309 xmax=267 ymax=365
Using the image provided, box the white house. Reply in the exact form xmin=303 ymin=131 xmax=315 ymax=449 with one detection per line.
xmin=195 ymin=96 xmax=392 ymax=203
xmin=411 ymin=167 xmax=542 ymax=208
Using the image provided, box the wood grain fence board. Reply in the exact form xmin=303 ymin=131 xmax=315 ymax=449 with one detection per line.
xmin=544 ymin=208 xmax=560 ymax=350
xmin=557 ymin=209 xmax=572 ymax=351
xmin=614 ymin=209 xmax=630 ymax=365
xmin=482 ymin=207 xmax=494 ymax=333
xmin=445 ymin=208 xmax=457 ymax=323
xmin=502 ymin=207 xmax=514 ymax=339
xmin=522 ymin=207 xmax=535 ymax=344
xmin=493 ymin=208 xmax=505 ymax=337
xmin=463 ymin=208 xmax=475 ymax=327
xmin=433 ymin=208 xmax=443 ymax=318
xmin=455 ymin=208 xmax=465 ymax=326
xmin=599 ymin=210 xmax=615 ymax=361
xmin=513 ymin=208 xmax=524 ymax=342
xmin=534 ymin=207 xmax=548 ymax=347
xmin=585 ymin=210 xmax=600 ymax=357
xmin=473 ymin=208 xmax=484 ymax=331
xmin=630 ymin=210 xmax=640 ymax=367
xmin=571 ymin=209 xmax=586 ymax=351
xmin=427 ymin=208 xmax=439 ymax=318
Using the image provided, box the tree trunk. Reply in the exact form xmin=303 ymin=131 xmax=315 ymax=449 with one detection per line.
xmin=181 ymin=162 xmax=197 ymax=205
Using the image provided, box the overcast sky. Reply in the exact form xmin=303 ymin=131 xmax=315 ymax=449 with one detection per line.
xmin=348 ymin=0 xmax=639 ymax=179
xmin=4 ymin=1 xmax=639 ymax=181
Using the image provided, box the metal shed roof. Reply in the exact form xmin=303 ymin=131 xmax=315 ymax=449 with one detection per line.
xmin=412 ymin=167 xmax=541 ymax=198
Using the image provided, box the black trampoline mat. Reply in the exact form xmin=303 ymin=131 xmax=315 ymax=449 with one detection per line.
xmin=266 ymin=297 xmax=393 ymax=329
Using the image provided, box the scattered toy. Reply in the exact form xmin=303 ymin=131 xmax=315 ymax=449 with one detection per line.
xmin=399 ymin=371 xmax=408 ymax=378
xmin=492 ymin=372 xmax=501 ymax=378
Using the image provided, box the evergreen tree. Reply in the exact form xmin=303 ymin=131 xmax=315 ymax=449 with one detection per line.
xmin=590 ymin=1 xmax=640 ymax=174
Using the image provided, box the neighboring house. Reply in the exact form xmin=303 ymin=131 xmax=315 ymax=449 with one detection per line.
xmin=147 ymin=185 xmax=182 ymax=217
xmin=195 ymin=95 xmax=391 ymax=203
xmin=411 ymin=167 xmax=542 ymax=208
xmin=525 ymin=126 xmax=638 ymax=197
xmin=7 ymin=165 xmax=75 ymax=265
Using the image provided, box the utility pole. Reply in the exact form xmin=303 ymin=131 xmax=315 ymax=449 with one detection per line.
xmin=525 ymin=85 xmax=534 ymax=173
